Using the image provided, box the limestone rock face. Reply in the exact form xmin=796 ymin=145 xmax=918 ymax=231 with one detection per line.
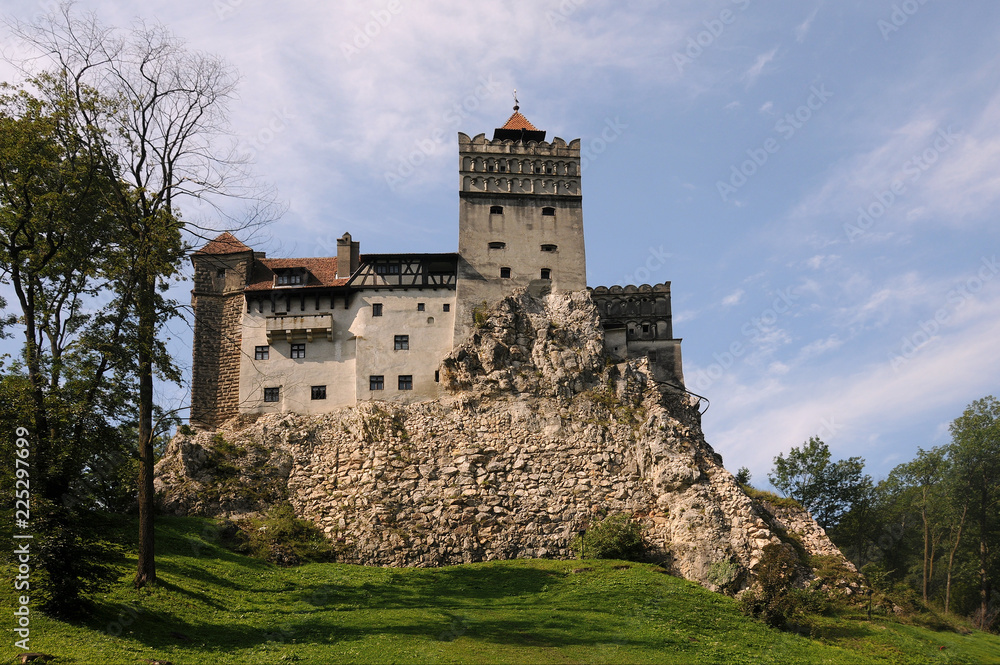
xmin=156 ymin=289 xmax=854 ymax=590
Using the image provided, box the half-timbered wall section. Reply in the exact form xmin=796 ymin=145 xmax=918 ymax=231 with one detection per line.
xmin=347 ymin=254 xmax=459 ymax=289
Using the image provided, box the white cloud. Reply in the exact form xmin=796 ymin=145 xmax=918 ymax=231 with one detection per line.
xmin=743 ymin=47 xmax=778 ymax=88
xmin=721 ymin=289 xmax=745 ymax=307
xmin=794 ymin=6 xmax=821 ymax=43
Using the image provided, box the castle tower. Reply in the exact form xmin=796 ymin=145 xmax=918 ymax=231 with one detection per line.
xmin=455 ymin=105 xmax=586 ymax=340
xmin=189 ymin=232 xmax=254 ymax=428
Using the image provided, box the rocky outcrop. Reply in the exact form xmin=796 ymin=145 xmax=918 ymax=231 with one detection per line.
xmin=156 ymin=289 xmax=855 ymax=591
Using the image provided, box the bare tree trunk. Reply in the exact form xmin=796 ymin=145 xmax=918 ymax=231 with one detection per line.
xmin=945 ymin=504 xmax=968 ymax=615
xmin=135 ymin=266 xmax=156 ymax=588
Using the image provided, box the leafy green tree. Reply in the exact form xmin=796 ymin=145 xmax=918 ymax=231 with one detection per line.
xmin=768 ymin=436 xmax=872 ymax=530
xmin=948 ymin=396 xmax=1000 ymax=628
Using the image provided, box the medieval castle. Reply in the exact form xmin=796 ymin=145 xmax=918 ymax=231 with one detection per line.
xmin=189 ymin=107 xmax=684 ymax=428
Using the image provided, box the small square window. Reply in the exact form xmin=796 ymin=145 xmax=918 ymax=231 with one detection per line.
xmin=372 ymin=303 xmax=383 ymax=317
xmin=398 ymin=375 xmax=413 ymax=390
xmin=394 ymin=335 xmax=409 ymax=350
xmin=443 ymin=304 xmax=451 ymax=312
xmin=417 ymin=303 xmax=425 ymax=311
xmin=291 ymin=343 xmax=305 ymax=359
xmin=500 ymin=267 xmax=511 ymax=279
xmin=540 ymin=268 xmax=551 ymax=280
xmin=642 ymin=323 xmax=650 ymax=334
xmin=311 ymin=385 xmax=327 ymax=400
xmin=370 ymin=375 xmax=384 ymax=391
xmin=264 ymin=387 xmax=280 ymax=402
xmin=255 ymin=345 xmax=269 ymax=360
xmin=490 ymin=205 xmax=504 ymax=215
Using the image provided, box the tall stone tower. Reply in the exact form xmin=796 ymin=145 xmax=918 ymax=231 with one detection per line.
xmin=189 ymin=232 xmax=254 ymax=428
xmin=455 ymin=106 xmax=585 ymax=340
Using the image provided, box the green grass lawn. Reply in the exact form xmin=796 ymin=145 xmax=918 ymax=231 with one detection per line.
xmin=4 ymin=516 xmax=1000 ymax=664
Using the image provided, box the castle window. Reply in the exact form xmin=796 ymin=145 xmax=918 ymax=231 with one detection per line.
xmin=394 ymin=335 xmax=409 ymax=350
xmin=545 ymin=165 xmax=553 ymax=174
xmin=398 ymin=375 xmax=413 ymax=390
xmin=375 ymin=263 xmax=401 ymax=275
xmin=370 ymin=375 xmax=384 ymax=391
xmin=542 ymin=207 xmax=555 ymax=216
xmin=255 ymin=345 xmax=269 ymax=360
xmin=498 ymin=162 xmax=506 ymax=172
xmin=642 ymin=323 xmax=651 ymax=334
xmin=648 ymin=351 xmax=658 ymax=362
xmin=487 ymin=163 xmax=495 ymax=172
xmin=540 ymin=268 xmax=551 ymax=280
xmin=490 ymin=205 xmax=504 ymax=215
xmin=264 ymin=387 xmax=280 ymax=402
xmin=216 ymin=267 xmax=226 ymax=277
xmin=372 ymin=303 xmax=383 ymax=317
xmin=276 ymin=271 xmax=304 ymax=285
xmin=435 ymin=370 xmax=440 ymax=383
xmin=488 ymin=241 xmax=506 ymax=250
xmin=541 ymin=244 xmax=558 ymax=252
xmin=417 ymin=303 xmax=425 ymax=311
xmin=311 ymin=385 xmax=327 ymax=400
xmin=443 ymin=304 xmax=451 ymax=312
xmin=291 ymin=343 xmax=305 ymax=359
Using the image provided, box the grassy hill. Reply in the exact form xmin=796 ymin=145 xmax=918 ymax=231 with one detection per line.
xmin=4 ymin=516 xmax=1000 ymax=664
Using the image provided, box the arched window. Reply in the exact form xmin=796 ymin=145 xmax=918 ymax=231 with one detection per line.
xmin=490 ymin=205 xmax=504 ymax=215
xmin=540 ymin=244 xmax=558 ymax=252
xmin=488 ymin=241 xmax=506 ymax=249
xmin=542 ymin=207 xmax=555 ymax=216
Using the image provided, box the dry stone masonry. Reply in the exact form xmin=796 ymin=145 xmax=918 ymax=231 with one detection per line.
xmin=157 ymin=289 xmax=855 ymax=591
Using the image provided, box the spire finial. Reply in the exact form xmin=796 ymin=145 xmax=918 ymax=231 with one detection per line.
xmin=513 ymin=89 xmax=519 ymax=112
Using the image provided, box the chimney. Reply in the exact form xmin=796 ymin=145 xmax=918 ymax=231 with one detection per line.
xmin=337 ymin=232 xmax=360 ymax=278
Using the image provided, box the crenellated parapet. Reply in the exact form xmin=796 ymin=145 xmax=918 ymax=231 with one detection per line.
xmin=458 ymin=132 xmax=581 ymax=196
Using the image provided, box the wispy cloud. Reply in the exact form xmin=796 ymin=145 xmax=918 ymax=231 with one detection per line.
xmin=743 ymin=47 xmax=778 ymax=88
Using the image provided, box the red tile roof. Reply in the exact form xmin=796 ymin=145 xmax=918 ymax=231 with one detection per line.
xmin=245 ymin=257 xmax=348 ymax=292
xmin=193 ymin=232 xmax=253 ymax=255
xmin=500 ymin=111 xmax=538 ymax=131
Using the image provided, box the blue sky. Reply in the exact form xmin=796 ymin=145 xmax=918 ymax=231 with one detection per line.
xmin=2 ymin=0 xmax=999 ymax=486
